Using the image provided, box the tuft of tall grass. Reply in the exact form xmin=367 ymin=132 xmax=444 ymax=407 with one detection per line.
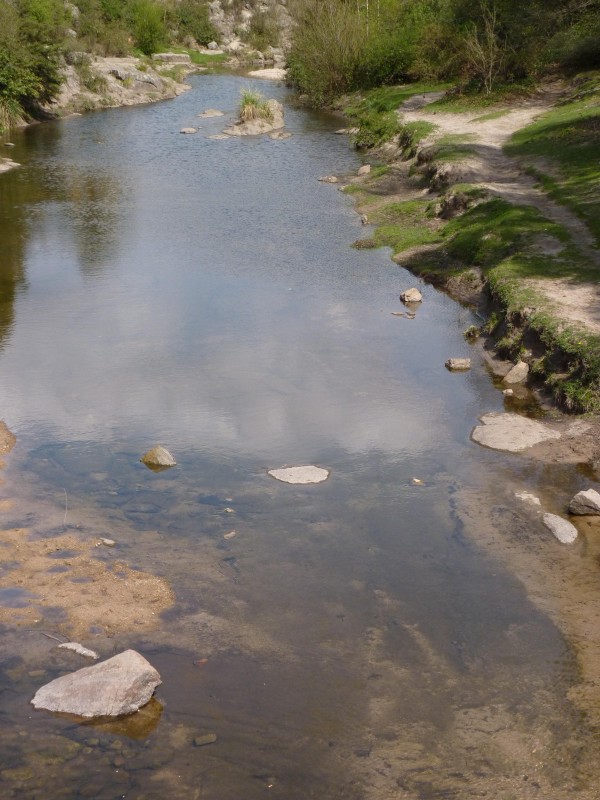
xmin=238 ymin=89 xmax=274 ymax=122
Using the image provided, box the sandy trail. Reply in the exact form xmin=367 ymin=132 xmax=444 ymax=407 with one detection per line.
xmin=399 ymin=87 xmax=600 ymax=334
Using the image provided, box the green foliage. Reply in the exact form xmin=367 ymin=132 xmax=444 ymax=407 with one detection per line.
xmin=247 ymin=9 xmax=279 ymax=51
xmin=175 ymin=0 xmax=218 ymax=46
xmin=129 ymin=0 xmax=166 ymax=55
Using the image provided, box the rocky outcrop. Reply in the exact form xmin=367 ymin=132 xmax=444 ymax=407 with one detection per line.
xmin=31 ymin=650 xmax=161 ymax=718
xmin=569 ymin=488 xmax=600 ymax=515
xmin=45 ymin=56 xmax=192 ymax=118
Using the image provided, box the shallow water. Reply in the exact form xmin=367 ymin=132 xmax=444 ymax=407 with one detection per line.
xmin=0 ymin=74 xmax=597 ymax=798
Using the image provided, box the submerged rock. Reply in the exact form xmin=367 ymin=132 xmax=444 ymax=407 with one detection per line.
xmin=180 ymin=127 xmax=198 ymax=134
xmin=31 ymin=650 xmax=161 ymax=718
xmin=445 ymin=358 xmax=471 ymax=371
xmin=318 ymin=175 xmax=338 ymax=183
xmin=543 ymin=513 xmax=578 ymax=544
xmin=198 ymin=108 xmax=224 ymax=118
xmin=269 ymin=130 xmax=292 ymax=140
xmin=569 ymin=488 xmax=600 ymax=516
xmin=268 ymin=466 xmax=330 ymax=485
xmin=140 ymin=445 xmax=176 ymax=469
xmin=471 ymin=413 xmax=561 ymax=452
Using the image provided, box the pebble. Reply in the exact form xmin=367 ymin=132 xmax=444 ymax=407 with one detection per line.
xmin=100 ymin=538 xmax=116 ymax=547
xmin=223 ymin=530 xmax=237 ymax=540
xmin=194 ymin=733 xmax=217 ymax=747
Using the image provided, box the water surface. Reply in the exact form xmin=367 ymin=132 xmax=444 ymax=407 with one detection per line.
xmin=0 ymin=74 xmax=597 ymax=799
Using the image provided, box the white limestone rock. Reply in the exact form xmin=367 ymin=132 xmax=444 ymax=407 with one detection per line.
xmin=31 ymin=650 xmax=161 ymax=717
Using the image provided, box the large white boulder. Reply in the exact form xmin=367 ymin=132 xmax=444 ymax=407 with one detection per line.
xmin=268 ymin=466 xmax=330 ymax=484
xmin=31 ymin=650 xmax=161 ymax=718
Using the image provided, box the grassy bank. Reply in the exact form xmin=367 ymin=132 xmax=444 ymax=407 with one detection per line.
xmin=342 ymin=76 xmax=600 ymax=413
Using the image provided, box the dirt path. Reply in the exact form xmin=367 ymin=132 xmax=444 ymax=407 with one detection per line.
xmin=399 ymin=87 xmax=600 ymax=335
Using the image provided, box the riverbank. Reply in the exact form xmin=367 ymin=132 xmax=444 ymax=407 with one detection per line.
xmin=339 ymin=73 xmax=600 ymax=414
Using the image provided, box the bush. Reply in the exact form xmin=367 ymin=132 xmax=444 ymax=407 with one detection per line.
xmin=247 ymin=9 xmax=279 ymax=51
xmin=175 ymin=0 xmax=218 ymax=46
xmin=129 ymin=0 xmax=167 ymax=55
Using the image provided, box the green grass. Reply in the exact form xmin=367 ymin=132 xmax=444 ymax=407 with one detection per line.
xmin=427 ymin=82 xmax=534 ymax=113
xmin=504 ymin=73 xmax=600 ymax=245
xmin=343 ymin=82 xmax=449 ymax=149
xmin=353 ymin=199 xmax=442 ymax=253
xmin=169 ymin=47 xmax=228 ymax=67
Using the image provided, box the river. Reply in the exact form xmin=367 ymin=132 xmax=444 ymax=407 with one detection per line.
xmin=0 ymin=73 xmax=598 ymax=799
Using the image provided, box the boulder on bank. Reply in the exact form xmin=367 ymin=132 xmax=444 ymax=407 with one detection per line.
xmin=503 ymin=360 xmax=529 ymax=385
xmin=223 ymin=99 xmax=284 ymax=137
xmin=31 ymin=650 xmax=161 ymax=718
xmin=569 ymin=488 xmax=600 ymax=516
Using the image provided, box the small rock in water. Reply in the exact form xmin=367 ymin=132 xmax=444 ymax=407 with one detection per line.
xmin=99 ymin=538 xmax=116 ymax=547
xmin=58 ymin=642 xmax=100 ymax=660
xmin=445 ymin=358 xmax=471 ymax=371
xmin=358 ymin=164 xmax=371 ymax=175
xmin=569 ymin=488 xmax=600 ymax=516
xmin=194 ymin=733 xmax=217 ymax=747
xmin=268 ymin=466 xmax=330 ymax=484
xmin=140 ymin=445 xmax=176 ymax=469
xmin=360 ymin=214 xmax=368 ymax=225
xmin=503 ymin=360 xmax=529 ymax=385
xmin=208 ymin=133 xmax=230 ymax=140
xmin=269 ymin=131 xmax=292 ymax=140
xmin=223 ymin=530 xmax=237 ymax=539
xmin=503 ymin=389 xmax=514 ymax=397
xmin=5 ymin=142 xmax=15 ymax=147
xmin=180 ymin=127 xmax=198 ymax=134
xmin=543 ymin=513 xmax=578 ymax=544
xmin=318 ymin=175 xmax=338 ymax=183
xmin=411 ymin=478 xmax=424 ymax=485
xmin=400 ymin=288 xmax=422 ymax=303
xmin=31 ymin=649 xmax=161 ymax=718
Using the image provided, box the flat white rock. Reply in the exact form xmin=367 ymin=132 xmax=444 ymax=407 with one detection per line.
xmin=471 ymin=413 xmax=561 ymax=452
xmin=268 ymin=466 xmax=330 ymax=484
xmin=543 ymin=513 xmax=578 ymax=544
xmin=31 ymin=649 xmax=161 ymax=717
xmin=198 ymin=108 xmax=224 ymax=118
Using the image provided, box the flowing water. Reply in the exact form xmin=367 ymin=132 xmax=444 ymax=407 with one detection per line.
xmin=0 ymin=74 xmax=598 ymax=799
